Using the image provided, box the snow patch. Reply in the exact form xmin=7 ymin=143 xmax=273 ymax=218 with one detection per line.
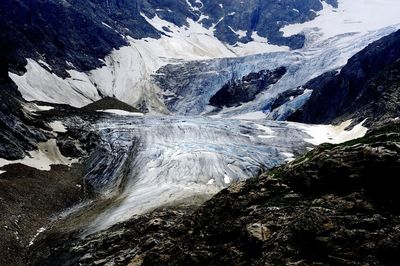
xmin=38 ymin=60 xmax=52 ymax=70
xmin=228 ymin=32 xmax=290 ymax=56
xmin=0 ymin=170 xmax=5 ymax=175
xmin=23 ymin=103 xmax=54 ymax=114
xmin=224 ymin=174 xmax=231 ymax=184
xmin=102 ymin=22 xmax=112 ymax=29
xmin=281 ymin=152 xmax=295 ymax=162
xmin=228 ymin=26 xmax=247 ymax=38
xmin=98 ymin=109 xmax=144 ymax=116
xmin=49 ymin=121 xmax=67 ymax=133
xmin=295 ymin=119 xmax=368 ymax=145
xmin=36 ymin=105 xmax=54 ymax=111
xmin=0 ymin=139 xmax=78 ymax=171
xmin=28 ymin=227 xmax=46 ymax=247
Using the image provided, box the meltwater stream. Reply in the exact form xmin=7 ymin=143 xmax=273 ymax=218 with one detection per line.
xmin=82 ymin=114 xmax=312 ymax=233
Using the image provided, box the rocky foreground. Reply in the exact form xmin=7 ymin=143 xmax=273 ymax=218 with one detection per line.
xmin=30 ymin=122 xmax=400 ymax=266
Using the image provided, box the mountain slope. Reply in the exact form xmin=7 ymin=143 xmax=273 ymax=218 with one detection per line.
xmin=4 ymin=0 xmax=400 ymax=113
xmin=288 ymin=29 xmax=400 ymax=125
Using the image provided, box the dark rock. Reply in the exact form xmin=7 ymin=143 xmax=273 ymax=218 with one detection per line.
xmin=0 ymin=61 xmax=47 ymax=160
xmin=57 ymin=139 xmax=84 ymax=158
xmin=80 ymin=97 xmax=140 ymax=113
xmin=270 ymin=86 xmax=306 ymax=110
xmin=289 ymin=30 xmax=400 ymax=126
xmin=209 ymin=67 xmax=287 ymax=108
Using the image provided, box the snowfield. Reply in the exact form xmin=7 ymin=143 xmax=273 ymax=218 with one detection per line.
xmin=282 ymin=0 xmax=400 ymax=44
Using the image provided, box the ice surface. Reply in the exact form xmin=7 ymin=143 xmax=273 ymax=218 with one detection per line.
xmin=84 ymin=115 xmax=312 ymax=232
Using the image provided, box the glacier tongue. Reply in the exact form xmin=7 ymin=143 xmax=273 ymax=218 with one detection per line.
xmin=83 ymin=115 xmax=311 ymax=233
xmin=83 ymin=113 xmax=369 ymax=233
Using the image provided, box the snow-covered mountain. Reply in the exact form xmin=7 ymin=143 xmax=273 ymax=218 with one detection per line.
xmin=4 ymin=0 xmax=400 ymax=116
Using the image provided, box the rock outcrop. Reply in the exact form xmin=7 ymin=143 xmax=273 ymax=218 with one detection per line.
xmin=288 ymin=30 xmax=400 ymax=126
xmin=209 ymin=67 xmax=286 ymax=108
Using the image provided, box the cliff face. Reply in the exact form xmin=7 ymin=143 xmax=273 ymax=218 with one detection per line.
xmin=30 ymin=122 xmax=400 ymax=266
xmin=288 ymin=30 xmax=400 ymax=126
xmin=0 ymin=61 xmax=47 ymax=160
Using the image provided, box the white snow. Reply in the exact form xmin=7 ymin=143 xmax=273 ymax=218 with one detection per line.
xmin=0 ymin=139 xmax=78 ymax=171
xmin=98 ymin=109 xmax=144 ymax=116
xmin=228 ymin=26 xmax=247 ymax=38
xmin=0 ymin=170 xmax=5 ymax=175
xmin=9 ymin=59 xmax=100 ymax=107
xmin=49 ymin=121 xmax=67 ymax=133
xmin=102 ymin=22 xmax=112 ymax=29
xmin=23 ymin=103 xmax=54 ymax=114
xmin=295 ymin=119 xmax=368 ymax=145
xmin=207 ymin=179 xmax=215 ymax=185
xmin=281 ymin=152 xmax=295 ymax=162
xmin=228 ymin=32 xmax=290 ymax=56
xmin=66 ymin=61 xmax=75 ymax=68
xmin=224 ymin=174 xmax=231 ymax=184
xmin=36 ymin=105 xmax=54 ymax=111
xmin=140 ymin=14 xmax=236 ymax=59
xmin=28 ymin=227 xmax=46 ymax=247
xmin=38 ymin=60 xmax=52 ymax=70
xmin=281 ymin=0 xmax=400 ymax=44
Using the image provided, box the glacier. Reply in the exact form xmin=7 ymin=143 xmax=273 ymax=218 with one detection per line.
xmin=3 ymin=0 xmax=400 ymax=234
xmin=59 ymin=113 xmax=366 ymax=233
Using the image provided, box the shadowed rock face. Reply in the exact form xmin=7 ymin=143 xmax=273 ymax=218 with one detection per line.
xmin=29 ymin=123 xmax=400 ymax=266
xmin=209 ymin=67 xmax=287 ymax=108
xmin=288 ymin=29 xmax=400 ymax=126
xmin=0 ymin=62 xmax=47 ymax=160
